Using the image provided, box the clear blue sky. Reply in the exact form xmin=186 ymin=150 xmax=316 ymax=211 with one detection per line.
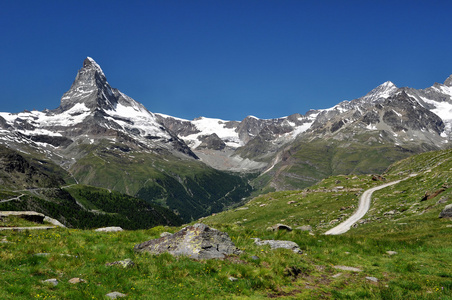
xmin=1 ymin=0 xmax=452 ymax=120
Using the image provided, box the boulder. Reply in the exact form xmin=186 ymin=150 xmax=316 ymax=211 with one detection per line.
xmin=42 ymin=278 xmax=58 ymax=286
xmin=253 ymin=238 xmax=302 ymax=254
xmin=439 ymin=204 xmax=452 ymax=218
xmin=133 ymin=223 xmax=241 ymax=260
xmin=68 ymin=277 xmax=85 ymax=284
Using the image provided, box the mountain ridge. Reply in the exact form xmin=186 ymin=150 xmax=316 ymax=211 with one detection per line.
xmin=1 ymin=57 xmax=452 ymax=218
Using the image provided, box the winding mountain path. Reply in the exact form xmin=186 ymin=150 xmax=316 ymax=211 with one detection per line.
xmin=324 ymin=174 xmax=416 ymax=235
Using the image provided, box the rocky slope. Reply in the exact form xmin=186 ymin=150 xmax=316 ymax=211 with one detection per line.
xmin=157 ymin=77 xmax=452 ymax=190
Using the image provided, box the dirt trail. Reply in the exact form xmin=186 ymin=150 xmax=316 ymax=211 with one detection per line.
xmin=324 ymin=174 xmax=416 ymax=235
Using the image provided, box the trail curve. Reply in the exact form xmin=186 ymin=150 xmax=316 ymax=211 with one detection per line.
xmin=324 ymin=174 xmax=416 ymax=235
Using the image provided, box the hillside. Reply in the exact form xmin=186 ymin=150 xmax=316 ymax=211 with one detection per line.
xmin=1 ymin=149 xmax=451 ymax=299
xmin=0 ymin=145 xmax=182 ymax=229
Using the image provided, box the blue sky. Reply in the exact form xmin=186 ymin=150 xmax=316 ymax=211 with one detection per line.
xmin=1 ymin=0 xmax=452 ymax=120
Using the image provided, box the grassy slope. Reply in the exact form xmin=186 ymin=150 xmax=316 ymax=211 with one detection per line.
xmin=256 ymin=134 xmax=433 ymax=192
xmin=1 ymin=149 xmax=451 ymax=299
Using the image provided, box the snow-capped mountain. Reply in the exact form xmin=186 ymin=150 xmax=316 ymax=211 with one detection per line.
xmin=156 ymin=76 xmax=452 ymax=173
xmin=1 ymin=57 xmax=452 ymax=191
xmin=0 ymin=57 xmax=197 ymax=165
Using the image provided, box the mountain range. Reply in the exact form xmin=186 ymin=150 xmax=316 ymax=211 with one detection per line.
xmin=1 ymin=57 xmax=451 ymax=223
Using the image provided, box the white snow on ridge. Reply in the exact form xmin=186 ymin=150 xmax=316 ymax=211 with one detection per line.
xmin=419 ymin=96 xmax=452 ymax=133
xmin=105 ymin=102 xmax=170 ymax=138
xmin=183 ymin=117 xmax=242 ymax=149
xmin=0 ymin=103 xmax=91 ymax=135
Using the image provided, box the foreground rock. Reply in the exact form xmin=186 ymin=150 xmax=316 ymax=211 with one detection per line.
xmin=253 ymin=238 xmax=302 ymax=254
xmin=439 ymin=204 xmax=452 ymax=218
xmin=134 ymin=223 xmax=241 ymax=259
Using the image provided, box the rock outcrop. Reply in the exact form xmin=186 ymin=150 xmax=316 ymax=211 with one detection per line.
xmin=134 ymin=223 xmax=241 ymax=259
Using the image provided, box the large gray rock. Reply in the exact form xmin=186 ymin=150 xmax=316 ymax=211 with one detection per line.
xmin=439 ymin=204 xmax=452 ymax=218
xmin=134 ymin=223 xmax=241 ymax=259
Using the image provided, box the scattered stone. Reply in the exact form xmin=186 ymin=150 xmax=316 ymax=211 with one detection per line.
xmin=333 ymin=265 xmax=362 ymax=272
xmin=253 ymin=238 xmax=302 ymax=254
xmin=372 ymin=175 xmax=386 ymax=182
xmin=228 ymin=276 xmax=238 ymax=282
xmin=366 ymin=276 xmax=378 ymax=282
xmin=106 ymin=259 xmax=135 ymax=268
xmin=386 ymin=251 xmax=398 ymax=256
xmin=446 ymin=225 xmax=452 ymax=228
xmin=106 ymin=292 xmax=127 ymax=299
xmin=259 ymin=203 xmax=267 ymax=207
xmin=95 ymin=226 xmax=123 ymax=232
xmin=134 ymin=223 xmax=241 ymax=260
xmin=160 ymin=232 xmax=173 ymax=238
xmin=332 ymin=273 xmax=343 ymax=278
xmin=68 ymin=277 xmax=86 ymax=284
xmin=1 ymin=237 xmax=8 ymax=244
xmin=295 ymin=225 xmax=312 ymax=232
xmin=267 ymin=224 xmax=292 ymax=231
xmin=251 ymin=255 xmax=260 ymax=261
xmin=43 ymin=278 xmax=58 ymax=286
xmin=287 ymin=200 xmax=296 ymax=205
xmin=437 ymin=197 xmax=449 ymax=205
xmin=439 ymin=204 xmax=452 ymax=218
xmin=34 ymin=253 xmax=50 ymax=257
xmin=384 ymin=210 xmax=396 ymax=216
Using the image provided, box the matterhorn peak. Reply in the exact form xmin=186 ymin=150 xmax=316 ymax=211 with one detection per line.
xmin=58 ymin=57 xmax=116 ymax=112
xmin=83 ymin=57 xmax=106 ymax=77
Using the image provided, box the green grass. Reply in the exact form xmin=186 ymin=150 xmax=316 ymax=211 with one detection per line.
xmin=1 ymin=217 xmax=451 ymax=299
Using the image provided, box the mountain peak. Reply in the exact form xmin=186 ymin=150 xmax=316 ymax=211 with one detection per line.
xmin=361 ymin=80 xmax=398 ymax=102
xmin=58 ymin=57 xmax=115 ymax=112
xmin=83 ymin=57 xmax=105 ymax=77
